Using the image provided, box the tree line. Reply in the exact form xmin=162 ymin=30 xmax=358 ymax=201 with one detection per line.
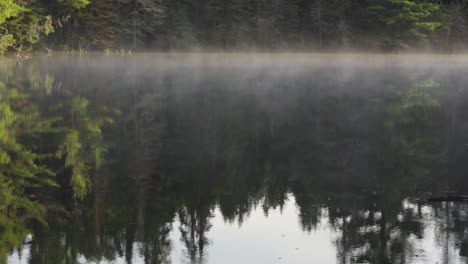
xmin=2 ymin=0 xmax=468 ymax=54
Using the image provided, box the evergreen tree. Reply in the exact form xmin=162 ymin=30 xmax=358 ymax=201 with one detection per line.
xmin=368 ymin=0 xmax=443 ymax=50
xmin=115 ymin=0 xmax=163 ymax=49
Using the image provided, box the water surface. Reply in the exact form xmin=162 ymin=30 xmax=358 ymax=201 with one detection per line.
xmin=3 ymin=54 xmax=468 ymax=264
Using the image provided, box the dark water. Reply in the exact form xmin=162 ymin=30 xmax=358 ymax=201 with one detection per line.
xmin=4 ymin=54 xmax=468 ymax=264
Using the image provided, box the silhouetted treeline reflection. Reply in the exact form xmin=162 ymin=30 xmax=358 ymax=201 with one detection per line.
xmin=3 ymin=54 xmax=468 ymax=263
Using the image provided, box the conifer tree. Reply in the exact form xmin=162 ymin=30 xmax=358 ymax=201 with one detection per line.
xmin=368 ymin=0 xmax=443 ymax=50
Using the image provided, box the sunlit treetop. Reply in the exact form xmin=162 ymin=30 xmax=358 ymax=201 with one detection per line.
xmin=0 ymin=0 xmax=89 ymax=55
xmin=0 ymin=0 xmax=26 ymax=25
xmin=58 ymin=0 xmax=91 ymax=10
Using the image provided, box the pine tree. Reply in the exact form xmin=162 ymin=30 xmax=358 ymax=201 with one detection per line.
xmin=160 ymin=0 xmax=198 ymax=49
xmin=368 ymin=0 xmax=443 ymax=50
xmin=444 ymin=2 xmax=468 ymax=49
xmin=115 ymin=0 xmax=163 ymax=49
xmin=88 ymin=0 xmax=115 ymax=48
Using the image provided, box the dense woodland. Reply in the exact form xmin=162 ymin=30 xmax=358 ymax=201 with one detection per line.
xmin=3 ymin=0 xmax=468 ymax=54
xmin=3 ymin=1 xmax=468 ymax=262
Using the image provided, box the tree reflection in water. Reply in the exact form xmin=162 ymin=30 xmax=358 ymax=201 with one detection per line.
xmin=2 ymin=55 xmax=468 ymax=264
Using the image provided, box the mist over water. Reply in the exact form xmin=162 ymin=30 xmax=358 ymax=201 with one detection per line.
xmin=4 ymin=53 xmax=468 ymax=264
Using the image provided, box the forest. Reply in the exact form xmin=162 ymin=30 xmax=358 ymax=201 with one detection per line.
xmin=3 ymin=0 xmax=468 ymax=262
xmin=2 ymin=0 xmax=468 ymax=54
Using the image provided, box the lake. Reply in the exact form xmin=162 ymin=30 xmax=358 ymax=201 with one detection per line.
xmin=2 ymin=53 xmax=468 ymax=264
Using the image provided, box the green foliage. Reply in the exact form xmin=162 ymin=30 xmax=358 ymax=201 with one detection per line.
xmin=0 ymin=210 xmax=29 ymax=264
xmin=0 ymin=0 xmax=26 ymax=54
xmin=0 ymin=11 xmax=55 ymax=54
xmin=56 ymin=130 xmax=89 ymax=199
xmin=2 ymin=0 xmax=468 ymax=51
xmin=0 ymin=59 xmax=115 ymax=201
xmin=0 ymin=34 xmax=15 ymax=55
xmin=62 ymin=0 xmax=91 ymax=10
xmin=381 ymin=78 xmax=444 ymax=193
xmin=0 ymin=72 xmax=115 ymax=264
xmin=0 ymin=0 xmax=89 ymax=54
xmin=55 ymin=96 xmax=114 ymax=199
xmin=0 ymin=81 xmax=55 ymax=241
xmin=389 ymin=0 xmax=442 ymax=38
xmin=368 ymin=0 xmax=443 ymax=49
xmin=0 ymin=0 xmax=25 ymax=25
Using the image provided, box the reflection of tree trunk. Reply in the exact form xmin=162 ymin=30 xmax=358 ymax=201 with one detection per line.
xmin=315 ymin=114 xmax=321 ymax=142
xmin=379 ymin=210 xmax=387 ymax=263
xmin=444 ymin=202 xmax=450 ymax=264
xmin=94 ymin=172 xmax=103 ymax=247
xmin=400 ymin=226 xmax=406 ymax=264
xmin=447 ymin=88 xmax=459 ymax=190
xmin=198 ymin=206 xmax=207 ymax=257
xmin=136 ymin=179 xmax=146 ymax=241
xmin=269 ymin=116 xmax=275 ymax=138
xmin=190 ymin=209 xmax=197 ymax=259
xmin=340 ymin=216 xmax=347 ymax=264
xmin=125 ymin=225 xmax=135 ymax=264
xmin=179 ymin=200 xmax=211 ymax=262
xmin=209 ymin=100 xmax=217 ymax=168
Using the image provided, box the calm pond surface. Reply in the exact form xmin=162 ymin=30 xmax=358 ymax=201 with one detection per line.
xmin=3 ymin=54 xmax=468 ymax=263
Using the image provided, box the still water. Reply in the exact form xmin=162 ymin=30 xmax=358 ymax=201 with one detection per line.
xmin=3 ymin=54 xmax=468 ymax=264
